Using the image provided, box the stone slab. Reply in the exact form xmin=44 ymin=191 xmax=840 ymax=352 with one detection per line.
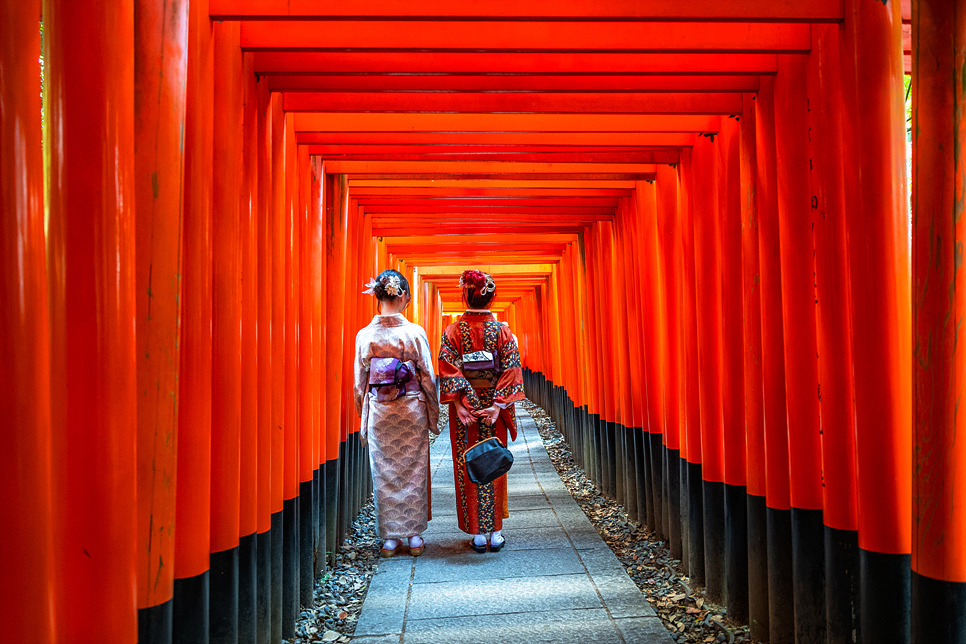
xmin=401 ymin=608 xmax=627 ymax=644
xmin=353 ymin=564 xmax=414 ymax=637
xmin=405 ymin=573 xmax=602 ymax=620
xmin=412 ymin=545 xmax=586 ymax=584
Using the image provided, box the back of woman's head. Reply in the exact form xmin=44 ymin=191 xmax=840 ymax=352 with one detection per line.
xmin=366 ymin=269 xmax=410 ymax=302
xmin=460 ymin=269 xmax=496 ymax=309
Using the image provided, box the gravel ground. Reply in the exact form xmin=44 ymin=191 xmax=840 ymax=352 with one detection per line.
xmin=521 ymin=399 xmax=760 ymax=644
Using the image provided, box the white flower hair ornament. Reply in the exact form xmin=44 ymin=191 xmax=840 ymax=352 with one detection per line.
xmin=480 ymin=276 xmax=496 ymax=295
xmin=362 ymin=277 xmax=379 ymax=295
xmin=383 ymin=274 xmax=402 ymax=297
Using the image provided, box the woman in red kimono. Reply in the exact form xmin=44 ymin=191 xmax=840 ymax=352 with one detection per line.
xmin=438 ymin=270 xmax=525 ymax=552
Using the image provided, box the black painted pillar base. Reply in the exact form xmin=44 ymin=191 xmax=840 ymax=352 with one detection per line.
xmin=335 ymin=441 xmax=348 ymax=550
xmin=324 ymin=458 xmax=339 ymax=568
xmin=299 ymin=479 xmax=315 ymax=606
xmin=312 ymin=468 xmax=322 ymax=578
xmin=661 ymin=445 xmax=670 ymax=539
xmin=767 ymin=506 xmax=794 ymax=644
xmin=209 ymin=546 xmax=239 ymax=644
xmin=589 ymin=413 xmax=602 ymax=489
xmin=139 ymin=598 xmax=173 ymax=644
xmin=624 ymin=427 xmax=639 ymax=523
xmin=271 ymin=510 xmax=283 ymax=644
xmin=173 ymin=571 xmax=209 ymax=644
xmin=703 ymin=480 xmax=725 ymax=603
xmin=791 ymin=507 xmax=826 ymax=644
xmin=666 ymin=449 xmax=682 ymax=560
xmin=633 ymin=429 xmax=648 ymax=528
xmin=239 ymin=532 xmax=257 ymax=644
xmin=825 ymin=525 xmax=858 ymax=644
xmin=912 ymin=571 xmax=966 ymax=644
xmin=282 ymin=497 xmax=299 ymax=639
xmin=614 ymin=422 xmax=625 ymax=506
xmin=860 ymin=549 xmax=910 ymax=644
xmin=747 ymin=494 xmax=769 ymax=641
xmin=724 ymin=483 xmax=748 ymax=624
xmin=649 ymin=433 xmax=665 ymax=540
xmin=641 ymin=431 xmax=654 ymax=532
xmin=680 ymin=456 xmax=690 ymax=575
xmin=687 ymin=462 xmax=705 ymax=585
xmin=256 ymin=530 xmax=272 ymax=644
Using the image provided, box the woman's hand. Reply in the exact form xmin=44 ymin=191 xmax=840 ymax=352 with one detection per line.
xmin=453 ymin=399 xmax=477 ymax=427
xmin=472 ymin=405 xmax=501 ymax=425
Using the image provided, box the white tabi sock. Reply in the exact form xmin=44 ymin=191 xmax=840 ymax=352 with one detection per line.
xmin=383 ymin=539 xmax=399 ymax=551
xmin=472 ymin=534 xmax=487 ymax=547
xmin=489 ymin=530 xmax=504 ymax=547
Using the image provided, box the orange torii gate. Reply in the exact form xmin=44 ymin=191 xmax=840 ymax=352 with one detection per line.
xmin=1 ymin=1 xmax=963 ymax=644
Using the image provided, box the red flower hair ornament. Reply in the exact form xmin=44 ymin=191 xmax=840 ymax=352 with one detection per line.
xmin=459 ymin=269 xmax=495 ymax=296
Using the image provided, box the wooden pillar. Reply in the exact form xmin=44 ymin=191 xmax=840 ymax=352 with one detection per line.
xmin=808 ymin=24 xmax=860 ymax=644
xmin=324 ymin=172 xmax=349 ymax=567
xmin=44 ymin=0 xmax=138 ymax=640
xmin=281 ymin=111 xmax=300 ymax=639
xmin=774 ymin=52 xmax=827 ymax=644
xmin=679 ymin=148 xmax=704 ymax=582
xmin=739 ymin=92 xmax=769 ymax=642
xmin=134 ymin=1 xmax=189 ymax=641
xmin=841 ymin=0 xmax=912 ymax=639
xmin=692 ymin=134 xmax=725 ymax=601
xmin=238 ymin=51 xmax=260 ymax=644
xmin=656 ymin=165 xmax=684 ymax=561
xmin=173 ymin=0 xmax=213 ymax=639
xmin=911 ymin=1 xmax=966 ymax=641
xmin=255 ymin=75 xmax=274 ymax=644
xmin=0 ymin=1 xmax=56 ymax=640
xmin=717 ymin=116 xmax=748 ymax=624
xmin=209 ymin=20 xmax=243 ymax=644
xmin=269 ymin=91 xmax=286 ymax=644
xmin=755 ymin=75 xmax=794 ymax=644
xmin=311 ymin=156 xmax=327 ymax=581
xmin=297 ymin=145 xmax=317 ymax=607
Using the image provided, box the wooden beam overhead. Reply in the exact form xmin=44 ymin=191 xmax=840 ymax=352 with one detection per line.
xmin=253 ymin=52 xmax=778 ymax=75
xmin=211 ymin=0 xmax=843 ymax=22
xmin=268 ymin=74 xmax=761 ymax=92
xmin=294 ymin=113 xmax=720 ymax=133
xmin=240 ymin=21 xmax=811 ymax=52
xmin=284 ymin=91 xmax=743 ymax=115
xmin=327 ymin=160 xmax=659 ymax=174
xmin=298 ymin=132 xmax=698 ymax=146
xmin=310 ymin=149 xmax=680 ymax=164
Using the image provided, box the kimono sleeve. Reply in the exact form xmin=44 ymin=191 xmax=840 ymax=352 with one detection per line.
xmin=494 ymin=325 xmax=525 ymax=407
xmin=353 ymin=329 xmax=369 ymax=418
xmin=437 ymin=324 xmax=482 ymax=410
xmin=413 ymin=326 xmax=441 ymax=434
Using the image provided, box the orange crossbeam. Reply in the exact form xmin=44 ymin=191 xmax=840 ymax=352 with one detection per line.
xmin=270 ymin=74 xmax=761 ymax=93
xmin=254 ymin=51 xmax=779 ymax=75
xmin=211 ymin=0 xmax=843 ymax=22
xmin=241 ymin=21 xmax=810 ymax=52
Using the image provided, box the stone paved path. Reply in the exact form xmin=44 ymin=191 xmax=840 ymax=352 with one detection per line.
xmin=351 ymin=404 xmax=674 ymax=644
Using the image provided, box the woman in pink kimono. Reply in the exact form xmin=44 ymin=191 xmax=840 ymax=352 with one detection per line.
xmin=354 ymin=270 xmax=440 ymax=557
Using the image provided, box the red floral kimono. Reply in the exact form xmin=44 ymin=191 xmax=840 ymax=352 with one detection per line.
xmin=438 ymin=310 xmax=525 ymax=535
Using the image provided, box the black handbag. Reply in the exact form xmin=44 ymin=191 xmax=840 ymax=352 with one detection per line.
xmin=462 ymin=436 xmax=513 ymax=485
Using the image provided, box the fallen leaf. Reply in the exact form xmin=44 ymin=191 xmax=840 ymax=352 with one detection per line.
xmin=321 ymin=630 xmax=340 ymax=642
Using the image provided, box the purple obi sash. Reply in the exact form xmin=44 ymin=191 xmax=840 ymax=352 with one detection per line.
xmin=368 ymin=357 xmax=419 ymax=402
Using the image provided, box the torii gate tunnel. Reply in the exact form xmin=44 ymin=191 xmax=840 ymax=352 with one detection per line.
xmin=1 ymin=1 xmax=964 ymax=643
